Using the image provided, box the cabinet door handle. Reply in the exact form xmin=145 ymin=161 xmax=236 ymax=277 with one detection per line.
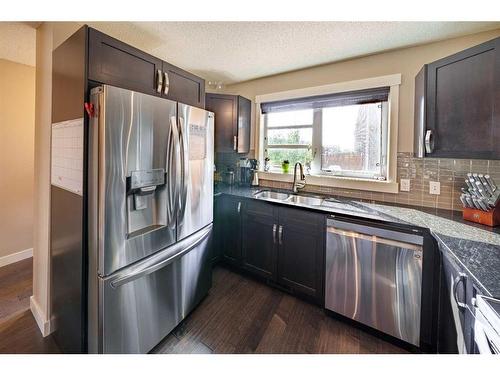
xmin=156 ymin=69 xmax=163 ymax=93
xmin=163 ymin=71 xmax=170 ymax=95
xmin=272 ymin=224 xmax=277 ymax=244
xmin=278 ymin=225 xmax=283 ymax=245
xmin=233 ymin=136 xmax=237 ymax=151
xmin=424 ymin=130 xmax=434 ymax=154
xmin=453 ymin=273 xmax=467 ymax=310
xmin=237 ymin=202 xmax=241 ymax=214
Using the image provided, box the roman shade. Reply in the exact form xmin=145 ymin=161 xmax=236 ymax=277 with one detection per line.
xmin=260 ymin=86 xmax=390 ymax=114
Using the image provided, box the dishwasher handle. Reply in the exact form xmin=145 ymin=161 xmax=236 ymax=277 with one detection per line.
xmin=327 ymin=217 xmax=424 ymax=246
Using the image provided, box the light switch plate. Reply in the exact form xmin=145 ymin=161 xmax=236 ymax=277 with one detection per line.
xmin=429 ymin=181 xmax=441 ymax=195
xmin=400 ymin=179 xmax=410 ymax=192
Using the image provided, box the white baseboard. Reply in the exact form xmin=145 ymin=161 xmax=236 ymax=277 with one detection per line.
xmin=0 ymin=247 xmax=33 ymax=268
xmin=30 ymin=296 xmax=53 ymax=337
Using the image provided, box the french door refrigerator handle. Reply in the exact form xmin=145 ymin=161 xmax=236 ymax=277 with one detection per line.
xmin=170 ymin=115 xmax=182 ymax=223
xmin=166 ymin=117 xmax=178 ymax=227
xmin=177 ymin=116 xmax=188 ymax=221
xmin=272 ymin=224 xmax=277 ymax=244
xmin=109 ymin=224 xmax=212 ymax=288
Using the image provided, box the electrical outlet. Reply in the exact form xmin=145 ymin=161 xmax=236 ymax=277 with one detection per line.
xmin=400 ymin=179 xmax=410 ymax=192
xmin=429 ymin=181 xmax=440 ymax=195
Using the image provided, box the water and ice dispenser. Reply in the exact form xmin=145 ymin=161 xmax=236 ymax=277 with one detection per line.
xmin=126 ymin=169 xmax=167 ymax=236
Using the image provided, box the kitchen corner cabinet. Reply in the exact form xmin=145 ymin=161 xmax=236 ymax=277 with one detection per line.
xmin=220 ymin=196 xmax=243 ymax=266
xmin=217 ymin=196 xmax=324 ymax=304
xmin=414 ymin=36 xmax=500 ymax=159
xmin=438 ymin=252 xmax=479 ymax=353
xmin=205 ymin=93 xmax=251 ymax=153
xmin=211 ymin=195 xmax=223 ymax=264
xmin=88 ymin=28 xmax=205 ymax=108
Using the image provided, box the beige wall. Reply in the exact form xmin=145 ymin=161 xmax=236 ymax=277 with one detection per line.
xmin=0 ymin=59 xmax=35 ymax=259
xmin=32 ymin=21 xmax=81 ymax=336
xmin=222 ymin=28 xmax=500 ymax=153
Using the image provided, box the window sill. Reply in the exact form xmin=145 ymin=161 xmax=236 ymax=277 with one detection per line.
xmin=258 ymin=171 xmax=399 ymax=194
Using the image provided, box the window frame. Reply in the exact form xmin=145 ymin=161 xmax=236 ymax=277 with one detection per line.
xmin=263 ymin=110 xmax=314 ymax=171
xmin=255 ymin=74 xmax=401 ymax=194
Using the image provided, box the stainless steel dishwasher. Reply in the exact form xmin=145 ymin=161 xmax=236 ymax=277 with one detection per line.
xmin=325 ymin=216 xmax=424 ymax=346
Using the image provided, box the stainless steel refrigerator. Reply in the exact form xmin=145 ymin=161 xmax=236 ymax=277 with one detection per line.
xmin=85 ymin=85 xmax=214 ymax=353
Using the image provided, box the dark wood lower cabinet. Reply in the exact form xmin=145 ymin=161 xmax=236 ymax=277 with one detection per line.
xmin=220 ymin=196 xmax=243 ymax=266
xmin=437 ymin=251 xmax=474 ymax=353
xmin=211 ymin=195 xmax=222 ymax=264
xmin=216 ymin=196 xmax=325 ymax=305
xmin=277 ymin=207 xmax=324 ymax=302
xmin=241 ymin=201 xmax=278 ymax=280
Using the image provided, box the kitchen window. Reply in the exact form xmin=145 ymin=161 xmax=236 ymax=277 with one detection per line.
xmin=261 ymin=87 xmax=390 ymax=180
xmin=264 ymin=109 xmax=314 ymax=168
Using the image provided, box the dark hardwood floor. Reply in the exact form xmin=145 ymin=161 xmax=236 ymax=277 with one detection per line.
xmin=0 ymin=258 xmax=60 ymax=354
xmin=153 ymin=266 xmax=407 ymax=354
xmin=0 ymin=310 xmax=60 ymax=354
xmin=0 ymin=261 xmax=406 ymax=354
xmin=0 ymin=258 xmax=33 ymax=324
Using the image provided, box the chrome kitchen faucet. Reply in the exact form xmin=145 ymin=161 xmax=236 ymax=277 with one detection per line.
xmin=292 ymin=162 xmax=306 ymax=193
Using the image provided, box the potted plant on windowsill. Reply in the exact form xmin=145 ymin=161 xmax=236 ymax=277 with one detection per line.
xmin=281 ymin=160 xmax=290 ymax=174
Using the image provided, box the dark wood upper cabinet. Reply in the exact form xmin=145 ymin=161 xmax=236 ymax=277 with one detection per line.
xmin=415 ymin=36 xmax=500 ymax=159
xmin=237 ymin=96 xmax=251 ymax=153
xmin=88 ymin=28 xmax=205 ymax=108
xmin=206 ymin=93 xmax=251 ymax=153
xmin=162 ymin=61 xmax=205 ymax=108
xmin=88 ymin=28 xmax=163 ymax=97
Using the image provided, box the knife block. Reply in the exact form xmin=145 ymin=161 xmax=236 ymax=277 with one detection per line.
xmin=463 ymin=206 xmax=500 ymax=227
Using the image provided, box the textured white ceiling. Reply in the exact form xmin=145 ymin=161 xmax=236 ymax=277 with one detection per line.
xmin=89 ymin=22 xmax=500 ymax=84
xmin=0 ymin=22 xmax=36 ymax=66
xmin=2 ymin=22 xmax=500 ymax=82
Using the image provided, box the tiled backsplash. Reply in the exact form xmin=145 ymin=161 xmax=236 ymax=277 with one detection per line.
xmin=259 ymin=152 xmax=500 ymax=212
xmin=215 ymin=151 xmax=255 ymax=181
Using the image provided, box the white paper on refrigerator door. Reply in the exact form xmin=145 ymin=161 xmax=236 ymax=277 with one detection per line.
xmin=189 ymin=122 xmax=207 ymax=160
xmin=51 ymin=118 xmax=84 ymax=196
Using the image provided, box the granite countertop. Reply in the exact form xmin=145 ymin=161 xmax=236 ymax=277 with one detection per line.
xmin=215 ymin=183 xmax=500 ymax=298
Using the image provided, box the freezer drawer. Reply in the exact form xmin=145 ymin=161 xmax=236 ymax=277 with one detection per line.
xmin=92 ymin=224 xmax=212 ymax=353
xmin=325 ymin=218 xmax=423 ymax=346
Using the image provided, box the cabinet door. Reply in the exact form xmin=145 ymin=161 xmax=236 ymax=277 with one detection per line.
xmin=88 ymin=28 xmax=162 ymax=96
xmin=205 ymin=94 xmax=238 ymax=153
xmin=426 ymin=37 xmax=500 ymax=159
xmin=437 ymin=252 xmax=468 ymax=353
xmin=162 ymin=62 xmax=205 ymax=108
xmin=221 ymin=197 xmax=242 ymax=265
xmin=241 ymin=200 xmax=278 ymax=280
xmin=277 ymin=207 xmax=325 ymax=303
xmin=237 ymin=96 xmax=251 ymax=153
xmin=211 ymin=195 xmax=223 ymax=264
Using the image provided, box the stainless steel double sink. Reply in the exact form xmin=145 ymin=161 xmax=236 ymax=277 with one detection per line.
xmin=254 ymin=190 xmax=324 ymax=207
